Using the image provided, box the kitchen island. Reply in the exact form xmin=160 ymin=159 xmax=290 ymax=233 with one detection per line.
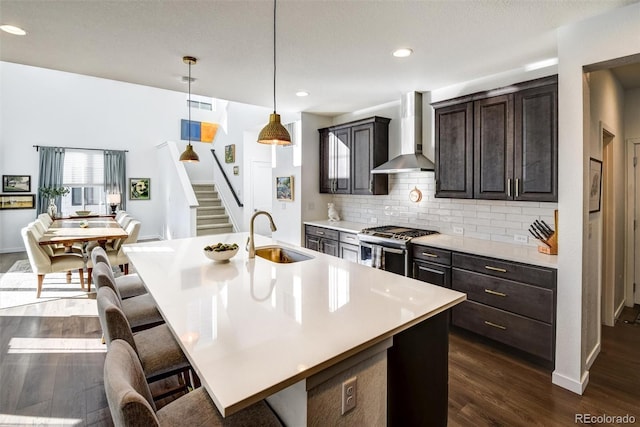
xmin=124 ymin=233 xmax=465 ymax=426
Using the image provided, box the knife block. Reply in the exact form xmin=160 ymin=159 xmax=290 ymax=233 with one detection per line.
xmin=538 ymin=210 xmax=558 ymax=255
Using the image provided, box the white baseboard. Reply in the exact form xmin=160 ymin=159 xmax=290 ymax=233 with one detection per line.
xmin=0 ymin=247 xmax=25 ymax=254
xmin=552 ymin=370 xmax=589 ymax=395
xmin=585 ymin=342 xmax=601 ymax=369
xmin=614 ymin=298 xmax=626 ymax=320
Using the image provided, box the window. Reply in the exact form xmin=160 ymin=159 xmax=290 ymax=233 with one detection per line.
xmin=61 ymin=149 xmax=105 ymax=214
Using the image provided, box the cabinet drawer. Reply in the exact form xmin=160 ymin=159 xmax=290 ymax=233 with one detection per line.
xmin=305 ymin=225 xmax=339 ymax=241
xmin=452 ymin=300 xmax=553 ymax=361
xmin=411 ymin=245 xmax=451 ymax=265
xmin=413 ymin=261 xmax=451 ymax=288
xmin=452 ymin=269 xmax=553 ymax=323
xmin=339 ymin=232 xmax=359 ymax=245
xmin=452 ymin=252 xmax=555 ymax=289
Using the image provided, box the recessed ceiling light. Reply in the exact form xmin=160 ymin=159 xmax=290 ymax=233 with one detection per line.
xmin=296 ymin=91 xmax=309 ymax=97
xmin=393 ymin=48 xmax=413 ymax=58
xmin=0 ymin=25 xmax=27 ymax=36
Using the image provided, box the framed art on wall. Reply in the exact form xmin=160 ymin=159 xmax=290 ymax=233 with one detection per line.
xmin=225 ymin=144 xmax=235 ymax=163
xmin=130 ymin=178 xmax=151 ymax=200
xmin=589 ymin=158 xmax=602 ymax=213
xmin=2 ymin=175 xmax=31 ymax=192
xmin=276 ymin=176 xmax=294 ymax=201
xmin=0 ymin=194 xmax=36 ymax=210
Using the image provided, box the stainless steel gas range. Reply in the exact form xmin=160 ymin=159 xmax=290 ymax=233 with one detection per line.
xmin=357 ymin=225 xmax=439 ymax=276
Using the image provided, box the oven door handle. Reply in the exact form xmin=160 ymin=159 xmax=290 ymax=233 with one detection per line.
xmin=382 ymin=247 xmax=406 ymax=255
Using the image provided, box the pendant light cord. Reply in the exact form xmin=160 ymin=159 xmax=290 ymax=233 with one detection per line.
xmin=273 ymin=0 xmax=277 ymax=114
xmin=188 ymin=60 xmax=192 ymax=144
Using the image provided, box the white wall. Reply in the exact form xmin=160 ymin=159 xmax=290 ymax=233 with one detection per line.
xmin=555 ymin=1 xmax=640 ymax=394
xmin=583 ymin=70 xmax=626 ymax=368
xmin=625 ymin=89 xmax=640 ymax=138
xmin=0 ymin=61 xmax=269 ymax=251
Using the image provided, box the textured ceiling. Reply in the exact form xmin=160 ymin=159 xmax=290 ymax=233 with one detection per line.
xmin=1 ymin=0 xmax=638 ymax=115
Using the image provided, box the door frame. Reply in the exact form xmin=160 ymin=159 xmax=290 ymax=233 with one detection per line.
xmin=600 ymin=125 xmax=615 ymax=327
xmin=625 ymin=137 xmax=640 ymax=307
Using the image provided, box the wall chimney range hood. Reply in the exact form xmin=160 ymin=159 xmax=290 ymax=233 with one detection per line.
xmin=371 ymin=91 xmax=435 ymax=174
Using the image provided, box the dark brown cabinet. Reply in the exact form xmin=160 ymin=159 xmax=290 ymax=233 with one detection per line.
xmin=319 ymin=117 xmax=389 ymax=195
xmin=305 ymin=225 xmax=340 ymax=257
xmin=411 ymin=244 xmax=452 ymax=288
xmin=434 ymin=76 xmax=557 ymax=202
xmin=514 ymin=83 xmax=558 ymax=201
xmin=434 ymin=102 xmax=473 ymax=198
xmin=450 ymin=252 xmax=556 ymax=367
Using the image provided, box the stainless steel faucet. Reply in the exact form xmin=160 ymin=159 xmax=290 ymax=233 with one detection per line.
xmin=247 ymin=210 xmax=277 ymax=258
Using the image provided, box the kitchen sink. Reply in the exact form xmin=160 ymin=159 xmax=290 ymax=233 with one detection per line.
xmin=255 ymin=246 xmax=313 ymax=263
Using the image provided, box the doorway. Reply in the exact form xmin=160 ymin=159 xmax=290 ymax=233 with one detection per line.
xmin=601 ymin=127 xmax=615 ymax=327
xmin=250 ymin=160 xmax=274 ymax=237
xmin=630 ymin=140 xmax=640 ymax=306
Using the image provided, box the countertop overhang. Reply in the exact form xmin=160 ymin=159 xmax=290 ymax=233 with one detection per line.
xmin=124 ymin=233 xmax=465 ymax=416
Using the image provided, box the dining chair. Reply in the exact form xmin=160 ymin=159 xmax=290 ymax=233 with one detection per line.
xmin=21 ymin=226 xmax=86 ymax=298
xmin=29 ymin=221 xmax=83 ymax=257
xmin=37 ymin=213 xmax=53 ymax=228
xmin=115 ymin=210 xmax=128 ymax=222
xmin=88 ymin=246 xmax=146 ymax=299
xmin=92 ymin=262 xmax=163 ymax=331
xmin=103 ymin=219 xmax=140 ymax=275
xmin=97 ymin=288 xmax=194 ymax=400
xmin=104 ymin=339 xmax=283 ymax=426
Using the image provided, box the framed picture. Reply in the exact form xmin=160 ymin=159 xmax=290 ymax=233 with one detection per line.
xmin=233 ymin=166 xmax=239 ymax=176
xmin=276 ymin=176 xmax=294 ymax=201
xmin=130 ymin=178 xmax=151 ymax=200
xmin=225 ymin=144 xmax=235 ymax=163
xmin=0 ymin=194 xmax=36 ymax=210
xmin=2 ymin=175 xmax=31 ymax=192
xmin=589 ymin=158 xmax=603 ymax=213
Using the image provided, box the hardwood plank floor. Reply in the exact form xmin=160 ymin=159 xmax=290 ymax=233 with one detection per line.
xmin=1 ymin=252 xmax=639 ymax=426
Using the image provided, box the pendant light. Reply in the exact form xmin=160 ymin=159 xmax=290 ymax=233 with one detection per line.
xmin=180 ymin=55 xmax=200 ymax=162
xmin=258 ymin=0 xmax=291 ymax=145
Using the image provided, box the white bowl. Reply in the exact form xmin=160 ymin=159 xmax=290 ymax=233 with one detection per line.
xmin=203 ymin=247 xmax=239 ymax=263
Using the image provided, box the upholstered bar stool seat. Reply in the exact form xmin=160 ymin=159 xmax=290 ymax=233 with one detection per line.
xmin=97 ymin=288 xmax=192 ymax=388
xmin=104 ymin=339 xmax=282 ymax=427
xmin=89 ymin=246 xmax=146 ymax=299
xmin=93 ymin=263 xmax=162 ymax=330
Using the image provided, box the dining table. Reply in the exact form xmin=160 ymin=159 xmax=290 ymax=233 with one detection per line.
xmin=38 ymin=215 xmax=128 ymax=290
xmin=123 ymin=232 xmax=465 ymax=425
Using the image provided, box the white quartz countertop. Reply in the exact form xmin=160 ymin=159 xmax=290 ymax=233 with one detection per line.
xmin=124 ymin=233 xmax=465 ymax=416
xmin=411 ymin=234 xmax=557 ymax=268
xmin=303 ymin=220 xmax=368 ymax=234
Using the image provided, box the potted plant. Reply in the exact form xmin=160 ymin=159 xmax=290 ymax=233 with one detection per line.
xmin=39 ymin=186 xmax=70 ymax=218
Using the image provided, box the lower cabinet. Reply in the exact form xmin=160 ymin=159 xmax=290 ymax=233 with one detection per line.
xmin=305 ymin=225 xmax=360 ymax=262
xmin=451 ymin=252 xmax=556 ymax=367
xmin=410 ymin=244 xmax=557 ymax=367
xmin=411 ymin=244 xmax=452 ymax=288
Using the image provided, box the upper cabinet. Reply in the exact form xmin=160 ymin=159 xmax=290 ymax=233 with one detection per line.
xmin=319 ymin=116 xmax=390 ymax=195
xmin=433 ymin=76 xmax=558 ymax=202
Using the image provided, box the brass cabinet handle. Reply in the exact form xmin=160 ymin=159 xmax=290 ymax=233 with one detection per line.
xmin=484 ymin=289 xmax=507 ymax=297
xmin=485 ymin=265 xmax=507 ymax=273
xmin=484 ymin=320 xmax=507 ymax=330
xmin=317 ymin=231 xmax=325 ymax=235
xmin=507 ymin=178 xmax=512 ymax=197
xmin=515 ymin=178 xmax=520 ymax=198
xmin=422 ymin=252 xmax=439 ymax=258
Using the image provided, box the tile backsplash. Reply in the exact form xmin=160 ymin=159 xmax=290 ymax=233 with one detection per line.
xmin=331 ymin=172 xmax=558 ymax=246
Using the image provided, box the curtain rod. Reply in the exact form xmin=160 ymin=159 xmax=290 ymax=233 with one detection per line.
xmin=33 ymin=145 xmax=128 ymax=153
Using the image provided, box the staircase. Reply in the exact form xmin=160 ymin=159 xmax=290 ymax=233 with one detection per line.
xmin=192 ymin=184 xmax=234 ymax=236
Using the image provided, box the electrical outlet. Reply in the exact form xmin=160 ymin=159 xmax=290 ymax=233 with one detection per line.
xmin=514 ymin=234 xmax=528 ymax=243
xmin=453 ymin=226 xmax=464 ymax=235
xmin=341 ymin=377 xmax=357 ymax=415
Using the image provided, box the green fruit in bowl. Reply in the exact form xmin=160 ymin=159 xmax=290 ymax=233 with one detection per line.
xmin=204 ymin=243 xmax=239 ymax=252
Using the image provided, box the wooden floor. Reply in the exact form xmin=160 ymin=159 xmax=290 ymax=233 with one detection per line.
xmin=1 ymin=252 xmax=639 ymax=426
